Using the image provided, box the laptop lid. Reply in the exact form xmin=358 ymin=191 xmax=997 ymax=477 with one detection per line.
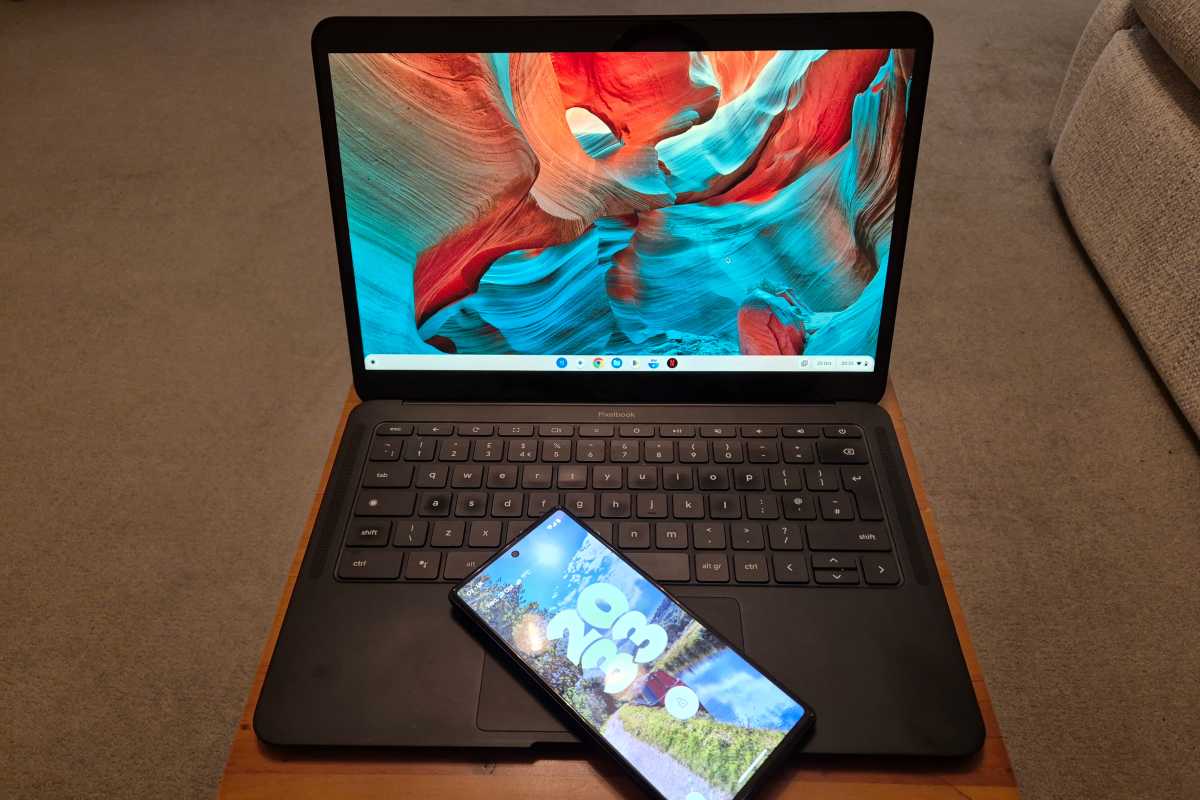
xmin=311 ymin=14 xmax=932 ymax=404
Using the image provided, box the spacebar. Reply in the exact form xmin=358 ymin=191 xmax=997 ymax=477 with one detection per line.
xmin=628 ymin=553 xmax=690 ymax=583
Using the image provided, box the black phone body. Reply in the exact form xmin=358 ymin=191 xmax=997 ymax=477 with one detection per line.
xmin=450 ymin=507 xmax=816 ymax=800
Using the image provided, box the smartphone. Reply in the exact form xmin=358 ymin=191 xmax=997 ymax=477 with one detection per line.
xmin=450 ymin=507 xmax=815 ymax=800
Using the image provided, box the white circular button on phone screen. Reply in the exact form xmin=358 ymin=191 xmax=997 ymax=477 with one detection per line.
xmin=664 ymin=685 xmax=700 ymax=720
xmin=685 ymin=792 xmax=706 ymax=800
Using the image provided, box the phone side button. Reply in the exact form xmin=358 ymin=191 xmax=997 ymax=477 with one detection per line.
xmin=628 ymin=553 xmax=690 ymax=582
xmin=694 ymin=553 xmax=730 ymax=583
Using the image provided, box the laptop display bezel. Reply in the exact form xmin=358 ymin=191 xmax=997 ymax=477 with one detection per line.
xmin=311 ymin=13 xmax=933 ymax=403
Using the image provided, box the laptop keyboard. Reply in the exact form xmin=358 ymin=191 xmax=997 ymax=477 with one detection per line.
xmin=337 ymin=422 xmax=900 ymax=587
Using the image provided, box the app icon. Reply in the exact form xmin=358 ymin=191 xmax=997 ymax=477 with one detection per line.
xmin=612 ymin=357 xmax=623 ymax=369
xmin=667 ymin=357 xmax=678 ymax=369
xmin=648 ymin=359 xmax=659 ymax=369
xmin=555 ymin=357 xmax=568 ymax=368
xmin=593 ymin=357 xmax=604 ymax=368
xmin=664 ymin=685 xmax=700 ymax=720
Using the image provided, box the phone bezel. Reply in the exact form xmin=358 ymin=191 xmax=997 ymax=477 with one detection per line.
xmin=449 ymin=506 xmax=817 ymax=800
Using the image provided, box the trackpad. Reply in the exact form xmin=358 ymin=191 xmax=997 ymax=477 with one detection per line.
xmin=476 ymin=596 xmax=744 ymax=733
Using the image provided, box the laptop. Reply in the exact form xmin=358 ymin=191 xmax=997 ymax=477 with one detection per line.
xmin=255 ymin=13 xmax=985 ymax=757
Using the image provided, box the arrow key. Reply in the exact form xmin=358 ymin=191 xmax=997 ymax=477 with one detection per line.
xmin=814 ymin=568 xmax=861 ymax=586
xmin=772 ymin=554 xmax=809 ymax=584
xmin=862 ymin=555 xmax=900 ymax=586
xmin=812 ymin=553 xmax=858 ymax=570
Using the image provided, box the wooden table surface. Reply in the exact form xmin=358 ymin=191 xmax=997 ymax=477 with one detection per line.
xmin=219 ymin=384 xmax=1018 ymax=799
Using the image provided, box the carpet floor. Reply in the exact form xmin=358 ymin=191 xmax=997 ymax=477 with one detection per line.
xmin=2 ymin=1 xmax=1197 ymax=798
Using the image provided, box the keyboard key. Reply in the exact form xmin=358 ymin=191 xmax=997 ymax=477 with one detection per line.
xmin=710 ymin=494 xmax=740 ymax=519
xmin=417 ymin=424 xmax=451 ymax=436
xmin=655 ymin=522 xmax=688 ymax=549
xmin=338 ymin=549 xmax=402 ymax=580
xmin=415 ymin=465 xmax=448 ymax=488
xmin=505 ymin=521 xmax=533 ymax=543
xmin=376 ymin=423 xmax=413 ymax=436
xmin=618 ymin=522 xmax=650 ymax=549
xmin=557 ymin=465 xmax=588 ymax=489
xmin=363 ymin=464 xmax=413 ymax=488
xmin=593 ymin=466 xmax=622 ymax=489
xmin=600 ymin=493 xmax=630 ymax=518
xmin=735 ymin=468 xmax=765 ymax=490
xmin=678 ymin=440 xmax=708 ymax=463
xmin=731 ymin=523 xmax=764 ymax=550
xmin=805 ymin=467 xmax=838 ymax=491
xmin=404 ymin=552 xmax=441 ymax=580
xmin=468 ymin=521 xmax=502 ymax=548
xmin=507 ymin=439 xmax=538 ymax=462
xmin=392 ymin=520 xmax=427 ymax=547
xmin=588 ymin=521 xmax=613 ymax=543
xmin=438 ymin=439 xmax=469 ymax=461
xmin=450 ymin=464 xmax=483 ymax=488
xmin=644 ymin=441 xmax=673 ymax=462
xmin=454 ymin=492 xmax=487 ymax=517
xmin=862 ymin=555 xmax=901 ymax=585
xmin=823 ymin=425 xmax=862 ymax=439
xmin=781 ymin=493 xmax=816 ymax=520
xmin=814 ymin=568 xmax=859 ymax=586
xmin=628 ymin=466 xmax=657 ymax=490
xmin=430 ymin=521 xmax=465 ymax=547
xmin=734 ymin=554 xmax=769 ymax=583
xmin=491 ymin=492 xmax=523 ymax=517
xmin=369 ymin=438 xmax=402 ymax=461
xmin=767 ymin=523 xmax=804 ymax=550
xmin=538 ymin=423 xmax=573 ymax=437
xmin=817 ymin=440 xmax=868 ymax=464
xmin=610 ymin=440 xmax=639 ymax=462
xmin=461 ymin=423 xmax=494 ymax=437
xmin=635 ymin=493 xmax=668 ymax=518
xmin=346 ymin=518 xmax=391 ymax=547
xmin=417 ymin=492 xmax=451 ymax=516
xmin=672 ymin=494 xmax=704 ymax=518
xmin=444 ymin=551 xmax=487 ymax=581
xmin=698 ymin=467 xmax=729 ymax=491
xmin=542 ymin=439 xmax=571 ymax=462
xmin=619 ymin=424 xmax=653 ymax=437
xmin=807 ymin=524 xmax=891 ymax=551
xmin=356 ymin=490 xmax=416 ymax=517
xmin=842 ymin=467 xmax=884 ymax=521
xmin=577 ymin=441 xmax=606 ymax=462
xmin=782 ymin=425 xmax=818 ymax=438
xmin=746 ymin=495 xmax=780 ymax=520
xmin=564 ymin=493 xmax=594 ymax=517
xmin=499 ymin=424 xmax=534 ymax=437
xmin=773 ymin=554 xmax=809 ymax=584
xmin=473 ymin=439 xmax=502 ymax=461
xmin=661 ymin=424 xmax=694 ymax=437
xmin=402 ymin=438 xmax=435 ymax=462
xmin=579 ymin=424 xmax=614 ymax=437
xmin=694 ymin=523 xmax=727 ymax=549
xmin=700 ymin=425 xmax=736 ymax=437
xmin=741 ymin=425 xmax=777 ymax=438
xmin=819 ymin=494 xmax=855 ymax=521
xmin=767 ymin=466 xmax=801 ymax=491
xmin=527 ymin=492 xmax=558 ymax=517
xmin=628 ymin=553 xmax=690 ymax=582
xmin=522 ymin=465 xmax=553 ymax=489
xmin=782 ymin=442 xmax=814 ymax=463
xmin=747 ymin=441 xmax=780 ymax=463
xmin=485 ymin=465 xmax=517 ymax=489
xmin=812 ymin=553 xmax=857 ymax=570
xmin=712 ymin=440 xmax=743 ymax=463
xmin=695 ymin=553 xmax=730 ymax=582
xmin=660 ymin=467 xmax=689 ymax=491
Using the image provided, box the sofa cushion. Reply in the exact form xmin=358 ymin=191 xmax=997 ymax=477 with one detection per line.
xmin=1134 ymin=0 xmax=1200 ymax=88
xmin=1051 ymin=27 xmax=1200 ymax=432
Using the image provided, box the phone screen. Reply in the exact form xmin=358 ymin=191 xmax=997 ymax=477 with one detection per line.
xmin=453 ymin=509 xmax=810 ymax=800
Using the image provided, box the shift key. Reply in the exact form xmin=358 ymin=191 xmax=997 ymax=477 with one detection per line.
xmin=807 ymin=524 xmax=891 ymax=551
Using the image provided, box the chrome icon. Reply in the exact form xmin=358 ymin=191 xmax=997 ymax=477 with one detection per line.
xmin=592 ymin=357 xmax=604 ymax=368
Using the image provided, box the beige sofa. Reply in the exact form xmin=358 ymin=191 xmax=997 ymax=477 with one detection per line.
xmin=1049 ymin=0 xmax=1200 ymax=433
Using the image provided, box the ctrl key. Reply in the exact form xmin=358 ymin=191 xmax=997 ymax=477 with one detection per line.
xmin=337 ymin=549 xmax=402 ymax=580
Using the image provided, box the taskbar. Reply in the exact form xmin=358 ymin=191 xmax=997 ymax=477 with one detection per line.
xmin=364 ymin=354 xmax=876 ymax=372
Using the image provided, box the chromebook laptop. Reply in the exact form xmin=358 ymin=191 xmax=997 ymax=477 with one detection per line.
xmin=254 ymin=13 xmax=985 ymax=757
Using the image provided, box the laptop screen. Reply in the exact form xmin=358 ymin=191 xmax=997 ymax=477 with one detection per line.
xmin=329 ymin=49 xmax=914 ymax=375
